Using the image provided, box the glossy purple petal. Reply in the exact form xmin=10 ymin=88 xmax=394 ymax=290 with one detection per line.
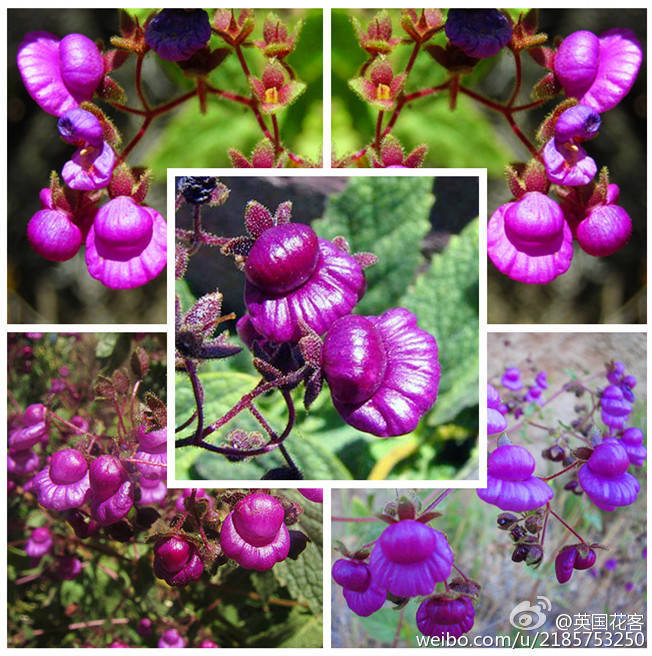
xmin=27 ymin=208 xmax=83 ymax=262
xmin=297 ymin=488 xmax=323 ymax=503
xmin=158 ymin=629 xmax=187 ymax=648
xmin=542 ymin=138 xmax=597 ymax=186
xmin=154 ymin=536 xmax=204 ymax=586
xmin=62 ymin=140 xmax=115 ymax=190
xmin=58 ymin=108 xmax=103 ymax=147
xmin=620 ymin=427 xmax=646 ymax=467
xmin=578 ymin=465 xmax=640 ymax=511
xmin=416 ymin=595 xmax=475 ymax=638
xmin=477 ymin=474 xmax=554 ymax=512
xmin=332 ymin=559 xmax=386 ymax=617
xmin=488 ymin=193 xmax=573 ymax=284
xmin=554 ymin=105 xmax=601 ymax=142
xmin=501 ymin=367 xmax=523 ymax=391
xmin=555 ymin=546 xmax=577 ymax=583
xmin=58 ymin=34 xmax=104 ymax=101
xmin=245 ymin=238 xmax=365 ymax=343
xmin=138 ymin=477 xmax=167 ymax=505
xmin=575 ymin=203 xmax=632 ymax=257
xmin=445 ymin=9 xmax=512 ymax=59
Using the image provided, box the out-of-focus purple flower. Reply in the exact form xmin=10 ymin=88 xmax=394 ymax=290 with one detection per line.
xmin=85 ymin=196 xmax=167 ymax=289
xmin=501 ymin=367 xmax=523 ymax=391
xmin=138 ymin=476 xmax=167 ymax=505
xmin=323 ymin=309 xmax=440 ymax=437
xmin=145 ymin=9 xmax=211 ymax=62
xmin=33 ymin=448 xmax=91 ymax=510
xmin=620 ymin=427 xmax=646 ymax=467
xmin=137 ymin=618 xmax=153 ymax=638
xmin=154 ymin=535 xmax=204 ymax=586
xmin=577 ymin=438 xmax=640 ymax=511
xmin=199 ymin=639 xmax=219 ymax=648
xmin=535 ymin=371 xmax=548 ymax=390
xmin=9 ymin=422 xmax=47 ymax=450
xmin=416 ymin=595 xmax=475 ymax=638
xmin=600 ymin=385 xmax=632 ymax=430
xmin=542 ymin=137 xmax=597 ymax=186
xmin=175 ymin=488 xmax=213 ymax=512
xmin=488 ymin=192 xmax=573 ymax=284
xmin=158 ymin=629 xmax=187 ymax=649
xmin=525 ymin=385 xmax=543 ymax=404
xmin=298 ymin=489 xmax=323 ymax=503
xmin=8 ymin=448 xmax=41 ymax=477
xmin=604 ymin=557 xmax=619 ymax=571
xmin=488 ymin=384 xmax=507 ymax=436
xmin=554 ymin=29 xmax=642 ymax=113
xmin=368 ymin=519 xmax=453 ymax=598
xmin=61 ymin=140 xmax=115 ymax=191
xmin=220 ymin=493 xmax=290 ymax=571
xmin=607 ymin=361 xmax=626 ymax=385
xmin=332 ymin=558 xmax=386 ymax=617
xmin=134 ymin=427 xmax=167 ymax=481
xmin=25 ymin=526 xmax=53 ymax=559
xmin=57 ymin=108 xmax=103 ymax=147
xmin=445 ymin=9 xmax=512 ymax=59
xmin=57 ymin=555 xmax=83 ymax=580
xmin=477 ymin=444 xmax=554 ymax=512
xmin=244 ymin=224 xmax=365 ymax=343
xmin=89 ymin=455 xmax=134 ymax=526
xmin=17 ymin=32 xmax=104 ymax=116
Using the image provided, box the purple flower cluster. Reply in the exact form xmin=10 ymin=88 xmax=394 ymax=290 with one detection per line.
xmin=489 ymin=27 xmax=641 ymax=284
xmin=487 ymin=384 xmax=507 ymax=436
xmin=236 ymin=202 xmax=440 ymax=437
xmin=17 ymin=30 xmax=167 ymax=289
xmin=333 ymin=517 xmax=475 ymax=639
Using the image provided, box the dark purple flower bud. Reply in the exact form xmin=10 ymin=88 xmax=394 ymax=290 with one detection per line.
xmin=134 ymin=427 xmax=167 ymax=481
xmin=8 ymin=448 xmax=40 ymax=477
xmin=62 ymin=140 xmax=115 ymax=191
xmin=496 ymin=512 xmax=518 ymax=530
xmin=542 ymin=137 xmax=597 ymax=187
xmin=554 ymin=29 xmax=642 ymax=113
xmin=555 ymin=545 xmax=577 ymax=583
xmin=57 ymin=555 xmax=83 ymax=580
xmin=323 ymin=309 xmax=440 ymax=437
xmin=245 ymin=228 xmax=365 ymax=343
xmin=158 ymin=628 xmax=187 ymax=649
xmin=573 ymin=545 xmax=597 ymax=570
xmin=416 ymin=595 xmax=475 ymax=638
xmin=33 ymin=448 xmax=91 ymax=510
xmin=145 ymin=9 xmax=211 ymax=62
xmin=445 ymin=9 xmax=511 ymax=59
xmin=620 ymin=427 xmax=646 ymax=467
xmin=58 ymin=108 xmax=103 ymax=147
xmin=332 ymin=558 xmax=386 ymax=617
xmin=600 ymin=385 xmax=632 ymax=429
xmin=27 ymin=208 xmax=83 ymax=262
xmin=535 ymin=371 xmax=548 ymax=390
xmin=85 ymin=197 xmax=167 ymax=289
xmin=577 ymin=438 xmax=640 ymax=511
xmin=177 ymin=176 xmax=219 ymax=205
xmin=17 ymin=32 xmax=104 ymax=116
xmin=297 ymin=488 xmax=323 ymax=503
xmin=154 ymin=535 xmax=204 ymax=586
xmin=368 ymin=519 xmax=453 ymax=598
xmin=220 ymin=493 xmax=290 ymax=571
xmin=23 ymin=403 xmax=46 ymax=425
xmin=488 ymin=384 xmax=507 ymax=435
xmin=554 ymin=105 xmax=601 ymax=143
xmin=477 ymin=444 xmax=554 ymax=512
xmin=25 ymin=526 xmax=53 ymax=559
xmin=89 ymin=455 xmax=134 ymax=525
xmin=488 ymin=192 xmax=573 ymax=285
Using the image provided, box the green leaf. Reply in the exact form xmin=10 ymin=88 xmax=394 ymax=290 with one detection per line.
xmin=401 ymin=219 xmax=479 ymax=426
xmin=314 ymin=176 xmax=434 ymax=314
xmin=273 ymin=541 xmax=323 ymax=615
xmin=278 ymin=612 xmax=323 ymax=648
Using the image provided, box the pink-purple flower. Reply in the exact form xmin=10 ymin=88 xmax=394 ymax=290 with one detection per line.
xmin=416 ymin=595 xmax=475 ymax=638
xmin=488 ymin=384 xmax=507 ymax=435
xmin=332 ymin=558 xmax=386 ymax=617
xmin=154 ymin=535 xmax=204 ymax=586
xmin=33 ymin=448 xmax=91 ymax=511
xmin=89 ymin=455 xmax=134 ymax=526
xmin=25 ymin=526 xmax=53 ymax=559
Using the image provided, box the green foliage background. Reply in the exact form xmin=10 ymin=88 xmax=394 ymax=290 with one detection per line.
xmin=176 ymin=176 xmax=479 ymax=481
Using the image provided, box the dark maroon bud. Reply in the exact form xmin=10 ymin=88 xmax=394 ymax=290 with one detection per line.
xmin=105 ymin=520 xmax=134 ymax=542
xmin=574 ymin=545 xmax=597 ymax=570
xmin=497 ymin=512 xmax=518 ymax=530
xmin=543 ymin=445 xmax=565 ymax=462
xmin=448 ymin=577 xmax=482 ymax=597
xmin=526 ymin=543 xmax=544 ymax=566
xmin=524 ymin=515 xmax=542 ymax=534
xmin=287 ymin=530 xmax=310 ymax=560
xmin=564 ymin=480 xmax=579 ymax=491
xmin=510 ymin=525 xmax=527 ymax=542
xmin=512 ymin=544 xmax=529 ymax=562
xmin=135 ymin=506 xmax=160 ymax=529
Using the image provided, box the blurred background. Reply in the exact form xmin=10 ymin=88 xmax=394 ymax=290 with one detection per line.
xmin=332 ymin=9 xmax=646 ymax=323
xmin=8 ymin=9 xmax=322 ymax=323
xmin=175 ymin=175 xmax=479 ymax=481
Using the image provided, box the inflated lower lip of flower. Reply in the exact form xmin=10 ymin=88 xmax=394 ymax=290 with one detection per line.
xmin=85 ymin=196 xmax=167 ymax=289
xmin=322 ymin=308 xmax=440 ymax=437
xmin=89 ymin=454 xmax=134 ymax=526
xmin=416 ymin=594 xmax=475 ymax=638
xmin=33 ymin=448 xmax=91 ymax=511
xmin=332 ymin=558 xmax=387 ymax=617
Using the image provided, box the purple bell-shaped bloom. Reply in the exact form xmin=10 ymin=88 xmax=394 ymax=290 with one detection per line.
xmin=416 ymin=595 xmax=475 ymax=638
xmin=554 ymin=29 xmax=642 ymax=113
xmin=158 ymin=629 xmax=187 ymax=648
xmin=17 ymin=32 xmax=104 ymax=116
xmin=554 ymin=105 xmax=602 ymax=143
xmin=61 ymin=140 xmax=115 ymax=191
xmin=322 ymin=308 xmax=440 ymax=437
xmin=332 ymin=558 xmax=386 ymax=617
xmin=85 ymin=196 xmax=167 ymax=289
xmin=445 ymin=9 xmax=512 ymax=59
xmin=525 ymin=385 xmax=543 ymax=404
xmin=477 ymin=444 xmax=554 ymax=512
xmin=25 ymin=526 xmax=53 ymax=559
xmin=136 ymin=618 xmax=153 ymax=638
xmin=488 ymin=192 xmax=573 ymax=285
xmin=154 ymin=535 xmax=204 ymax=586
xmin=9 ymin=422 xmax=47 ymax=451
xmin=488 ymin=384 xmax=507 ymax=436
xmin=620 ymin=427 xmax=646 ymax=467
xmin=8 ymin=448 xmax=40 ymax=477
xmin=577 ymin=438 xmax=640 ymax=511
xmin=138 ymin=476 xmax=167 ymax=505
xmin=33 ymin=448 xmax=91 ymax=511
xmin=501 ymin=367 xmax=523 ymax=391
xmin=600 ymin=385 xmax=632 ymax=430
xmin=298 ymin=489 xmax=323 ymax=503
xmin=368 ymin=519 xmax=453 ymax=598
xmin=57 ymin=555 xmax=83 ymax=580
xmin=220 ymin=493 xmax=290 ymax=571
xmin=89 ymin=455 xmax=134 ymax=526
xmin=145 ymin=9 xmax=212 ymax=62
xmin=134 ymin=427 xmax=167 ymax=481
xmin=542 ymin=138 xmax=597 ymax=187
xmin=244 ymin=223 xmax=366 ymax=343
